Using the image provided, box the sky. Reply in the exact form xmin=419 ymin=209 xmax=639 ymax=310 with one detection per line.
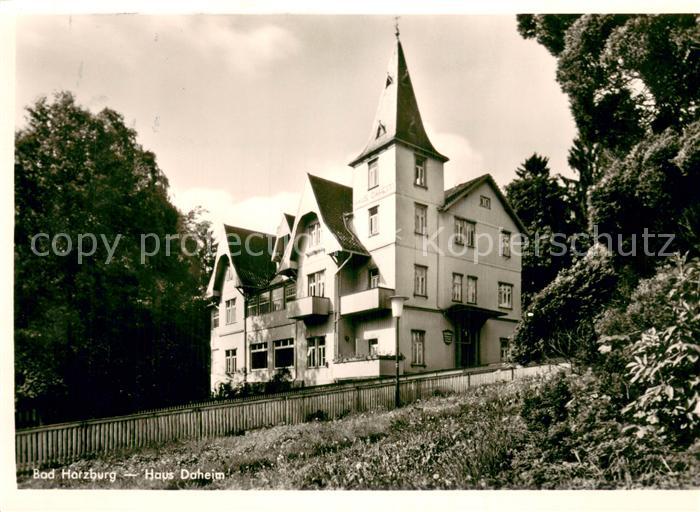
xmin=15 ymin=14 xmax=578 ymax=234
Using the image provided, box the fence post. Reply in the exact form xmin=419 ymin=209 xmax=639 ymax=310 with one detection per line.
xmin=284 ymin=396 xmax=289 ymax=424
xmin=355 ymin=387 xmax=360 ymax=413
xmin=511 ymin=367 xmax=515 ymax=381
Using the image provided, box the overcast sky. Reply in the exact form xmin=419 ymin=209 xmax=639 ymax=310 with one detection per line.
xmin=15 ymin=14 xmax=577 ymax=234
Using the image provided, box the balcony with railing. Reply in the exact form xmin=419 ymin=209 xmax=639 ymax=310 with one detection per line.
xmin=286 ymin=295 xmax=331 ymax=320
xmin=340 ymin=286 xmax=394 ymax=317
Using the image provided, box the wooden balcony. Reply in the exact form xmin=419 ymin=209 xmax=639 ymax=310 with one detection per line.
xmin=340 ymin=287 xmax=394 ymax=317
xmin=286 ymin=296 xmax=331 ymax=320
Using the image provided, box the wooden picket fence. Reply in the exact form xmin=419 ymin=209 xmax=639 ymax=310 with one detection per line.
xmin=15 ymin=363 xmax=560 ymax=472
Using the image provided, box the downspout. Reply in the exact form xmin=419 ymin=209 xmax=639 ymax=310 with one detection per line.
xmin=334 ymin=252 xmax=353 ymax=363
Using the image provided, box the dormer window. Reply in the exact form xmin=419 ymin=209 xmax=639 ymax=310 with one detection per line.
xmin=368 ymin=158 xmax=378 ymax=190
xmin=307 ymin=221 xmax=321 ymax=247
xmin=376 ymin=121 xmax=386 ymax=139
xmin=414 ymin=154 xmax=426 ymax=188
xmin=479 ymin=195 xmax=491 ymax=209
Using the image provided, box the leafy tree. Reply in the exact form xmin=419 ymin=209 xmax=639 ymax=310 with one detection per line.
xmin=505 ymin=153 xmax=574 ymax=305
xmin=15 ymin=92 xmax=211 ymax=423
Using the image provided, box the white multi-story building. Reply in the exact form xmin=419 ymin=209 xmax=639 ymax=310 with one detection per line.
xmin=207 ymin=35 xmax=525 ymax=390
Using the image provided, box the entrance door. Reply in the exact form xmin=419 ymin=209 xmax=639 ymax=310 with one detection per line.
xmin=457 ymin=325 xmax=479 ymax=368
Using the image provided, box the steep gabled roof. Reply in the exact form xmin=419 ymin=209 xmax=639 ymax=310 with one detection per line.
xmin=349 ymin=38 xmax=448 ymax=167
xmin=222 ymin=224 xmax=277 ymax=289
xmin=441 ymin=174 xmax=528 ymax=234
xmin=307 ymin=174 xmax=369 ymax=256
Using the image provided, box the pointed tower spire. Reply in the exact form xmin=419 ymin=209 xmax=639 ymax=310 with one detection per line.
xmin=349 ymin=34 xmax=448 ymax=167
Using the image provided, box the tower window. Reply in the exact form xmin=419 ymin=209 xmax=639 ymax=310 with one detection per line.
xmin=414 ymin=155 xmax=427 ymax=187
xmin=368 ymin=206 xmax=379 ymax=236
xmin=368 ymin=159 xmax=378 ymax=189
xmin=376 ymin=121 xmax=386 ymax=139
xmin=414 ymin=265 xmax=428 ymax=297
xmin=414 ymin=203 xmax=427 ymax=235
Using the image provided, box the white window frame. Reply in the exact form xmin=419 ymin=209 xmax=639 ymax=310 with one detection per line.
xmin=368 ymin=206 xmax=379 ymax=236
xmin=411 ymin=330 xmax=425 ymax=366
xmin=211 ymin=306 xmax=219 ymax=330
xmin=414 ymin=265 xmax=428 ymax=297
xmin=307 ymin=221 xmax=321 ymax=247
xmin=500 ymin=230 xmax=511 ymax=258
xmin=225 ymin=298 xmax=236 ymax=324
xmin=225 ymin=349 xmax=237 ymax=374
xmin=250 ymin=342 xmax=268 ymax=370
xmin=307 ymin=336 xmax=326 ymax=368
xmin=414 ymin=154 xmax=427 ymax=187
xmin=273 ymin=339 xmax=294 ymax=369
xmin=272 ymin=286 xmax=284 ymax=311
xmin=452 ymin=273 xmax=463 ymax=302
xmin=368 ymin=159 xmax=378 ymax=189
xmin=498 ymin=282 xmax=513 ymax=309
xmin=414 ymin=203 xmax=428 ymax=235
xmin=308 ymin=270 xmax=326 ymax=297
xmin=466 ymin=275 xmax=478 ymax=304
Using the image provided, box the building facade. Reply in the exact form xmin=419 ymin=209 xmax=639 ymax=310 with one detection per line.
xmin=207 ymin=36 xmax=526 ymax=391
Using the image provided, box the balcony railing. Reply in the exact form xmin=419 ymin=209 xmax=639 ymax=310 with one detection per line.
xmin=340 ymin=287 xmax=394 ymax=316
xmin=287 ymin=295 xmax=331 ymax=320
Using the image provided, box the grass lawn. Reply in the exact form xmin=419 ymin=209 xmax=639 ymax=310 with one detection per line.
xmin=17 ymin=373 xmax=700 ymax=490
xmin=18 ymin=376 xmax=535 ymax=490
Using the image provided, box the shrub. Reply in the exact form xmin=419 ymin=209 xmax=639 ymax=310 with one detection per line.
xmin=621 ymin=256 xmax=700 ymax=445
xmin=512 ymin=244 xmax=618 ymax=364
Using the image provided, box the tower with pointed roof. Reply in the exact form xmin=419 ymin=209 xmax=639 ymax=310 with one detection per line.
xmin=348 ymin=34 xmax=448 ymax=299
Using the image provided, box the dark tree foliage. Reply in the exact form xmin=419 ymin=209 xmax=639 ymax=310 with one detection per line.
xmin=15 ymin=92 xmax=211 ymax=424
xmin=512 ymin=15 xmax=700 ymax=364
xmin=505 ymin=153 xmax=574 ymax=306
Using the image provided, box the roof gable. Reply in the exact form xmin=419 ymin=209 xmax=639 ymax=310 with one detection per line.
xmin=442 ymin=174 xmax=528 ymax=234
xmin=307 ymin=174 xmax=369 ymax=255
xmin=222 ymin=224 xmax=277 ymax=289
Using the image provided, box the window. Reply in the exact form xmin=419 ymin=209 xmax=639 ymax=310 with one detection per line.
xmin=414 ymin=265 xmax=428 ymax=297
xmin=285 ymin=282 xmax=297 ymax=303
xmin=369 ymin=268 xmax=380 ymax=289
xmin=272 ymin=287 xmax=284 ymax=311
xmin=368 ymin=338 xmax=378 ymax=356
xmin=225 ymin=265 xmax=234 ymax=281
xmin=455 ymin=218 xmax=475 ymax=247
xmin=479 ymin=195 xmax=491 ymax=209
xmin=308 ymin=270 xmax=325 ymax=297
xmin=246 ymin=295 xmax=258 ymax=317
xmin=414 ymin=154 xmax=426 ymax=187
xmin=414 ymin=203 xmax=427 ymax=235
xmin=225 ymin=349 xmax=237 ymax=374
xmin=225 ymin=298 xmax=236 ymax=324
xmin=368 ymin=159 xmax=378 ymax=189
xmin=307 ymin=221 xmax=321 ymax=247
xmin=250 ymin=342 xmax=268 ymax=370
xmin=411 ymin=330 xmax=425 ymax=365
xmin=307 ymin=336 xmax=326 ymax=368
xmin=498 ymin=282 xmax=513 ymax=309
xmin=452 ymin=273 xmax=463 ymax=302
xmin=274 ymin=339 xmax=294 ymax=368
xmin=368 ymin=206 xmax=379 ymax=236
xmin=258 ymin=290 xmax=271 ymax=315
xmin=500 ymin=338 xmax=510 ymax=362
xmin=211 ymin=306 xmax=219 ymax=329
xmin=500 ymin=231 xmax=511 ymax=258
xmin=466 ymin=276 xmax=478 ymax=304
